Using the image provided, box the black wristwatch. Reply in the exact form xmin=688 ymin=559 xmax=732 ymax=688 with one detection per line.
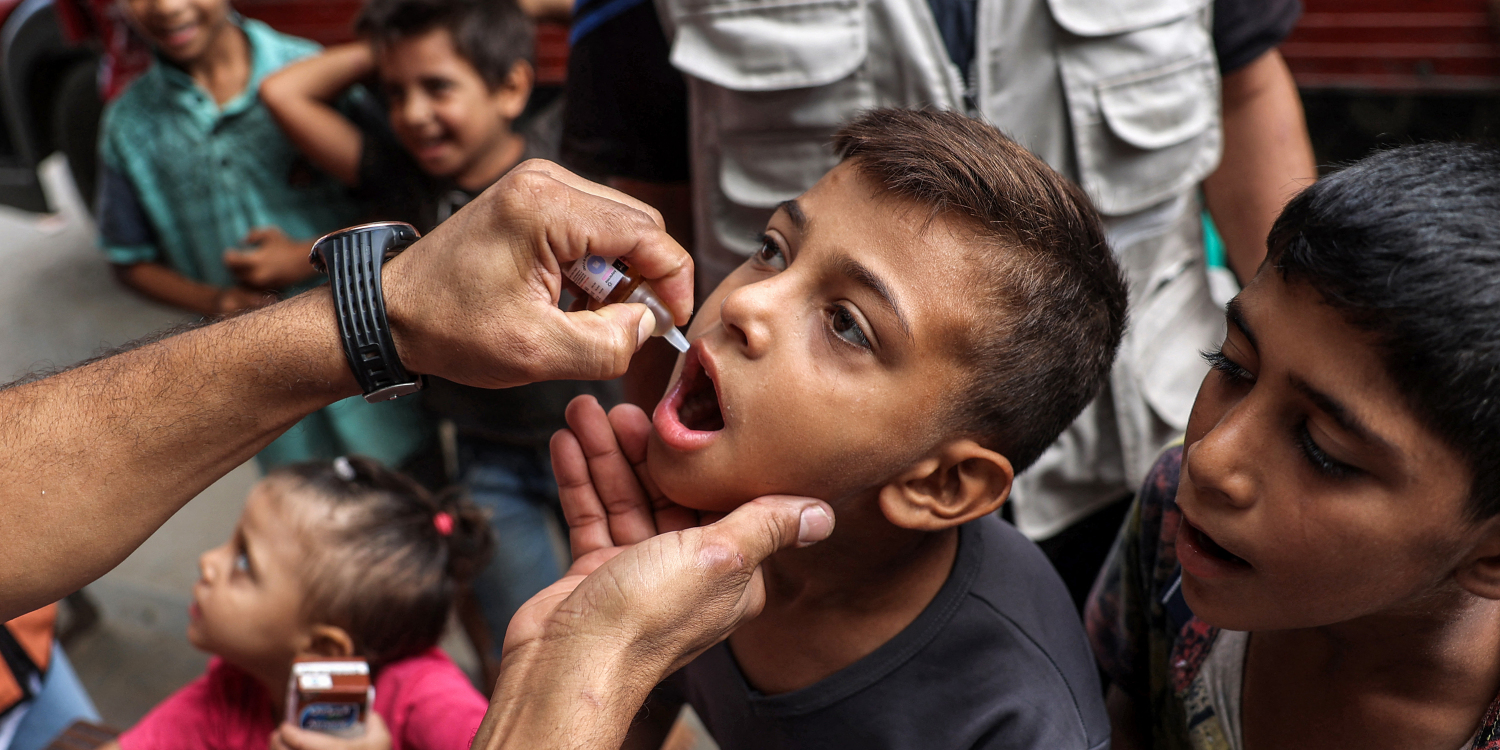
xmin=309 ymin=221 xmax=424 ymax=403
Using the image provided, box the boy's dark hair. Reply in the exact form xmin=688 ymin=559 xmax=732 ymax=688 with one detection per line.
xmin=1268 ymin=142 xmax=1500 ymax=520
xmin=833 ymin=109 xmax=1127 ymax=472
xmin=356 ymin=0 xmax=534 ymax=88
xmin=270 ymin=456 xmax=493 ymax=670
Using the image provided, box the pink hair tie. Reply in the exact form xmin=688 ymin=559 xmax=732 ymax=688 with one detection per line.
xmin=433 ymin=512 xmax=454 ymax=536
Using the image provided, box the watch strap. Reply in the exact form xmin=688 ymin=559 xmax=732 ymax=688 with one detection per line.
xmin=310 ymin=222 xmax=424 ymax=403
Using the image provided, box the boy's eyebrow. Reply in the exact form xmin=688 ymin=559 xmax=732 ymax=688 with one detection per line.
xmin=1225 ymin=298 xmax=1258 ymax=350
xmin=836 ymin=255 xmax=913 ymax=341
xmin=1290 ymin=377 xmax=1393 ymax=452
xmin=776 ymin=199 xmax=809 ymax=234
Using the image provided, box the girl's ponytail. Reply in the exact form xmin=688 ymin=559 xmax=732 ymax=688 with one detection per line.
xmin=431 ymin=486 xmax=492 ymax=587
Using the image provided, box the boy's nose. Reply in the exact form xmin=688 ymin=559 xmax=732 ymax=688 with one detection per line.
xmin=1184 ymin=405 xmax=1260 ymax=511
xmin=196 ymin=548 xmax=218 ymax=584
xmin=717 ymin=283 xmax=780 ymax=358
xmin=399 ymin=93 xmax=434 ymax=128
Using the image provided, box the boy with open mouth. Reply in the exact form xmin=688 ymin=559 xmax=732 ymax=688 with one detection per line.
xmin=552 ymin=108 xmax=1127 ymax=750
xmin=1089 ymin=143 xmax=1500 ymax=750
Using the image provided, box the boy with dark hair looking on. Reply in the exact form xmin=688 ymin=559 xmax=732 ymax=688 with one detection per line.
xmin=1089 ymin=143 xmax=1500 ymax=749
xmin=261 ymin=0 xmax=538 ymax=231
xmin=553 ymin=108 xmax=1123 ymax=749
xmin=262 ymin=0 xmax=608 ymax=673
xmin=98 ymin=0 xmax=425 ymax=470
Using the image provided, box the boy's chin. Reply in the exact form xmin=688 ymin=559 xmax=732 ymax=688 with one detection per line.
xmin=649 ymin=462 xmax=757 ymax=514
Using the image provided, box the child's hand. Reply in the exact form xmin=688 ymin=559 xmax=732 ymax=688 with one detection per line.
xmin=216 ymin=286 xmax=278 ymax=315
xmin=224 ymin=227 xmax=318 ymax=290
xmin=271 ymin=712 xmax=391 ymax=750
xmin=550 ymin=394 xmax=702 ymax=562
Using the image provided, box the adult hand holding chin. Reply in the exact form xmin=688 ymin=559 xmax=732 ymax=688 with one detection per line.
xmin=378 ymin=160 xmax=695 ymax=389
xmin=467 ymin=395 xmax=835 ymax=749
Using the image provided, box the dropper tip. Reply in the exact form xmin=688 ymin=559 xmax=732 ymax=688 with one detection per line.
xmin=663 ymin=328 xmax=689 ymax=353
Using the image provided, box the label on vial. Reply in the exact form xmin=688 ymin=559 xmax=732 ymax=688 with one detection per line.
xmin=566 ymin=255 xmax=630 ymax=301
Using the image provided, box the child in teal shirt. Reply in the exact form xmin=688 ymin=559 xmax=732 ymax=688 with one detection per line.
xmin=98 ymin=0 xmax=424 ymax=469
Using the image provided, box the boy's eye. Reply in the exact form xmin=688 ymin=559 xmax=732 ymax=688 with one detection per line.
xmin=234 ymin=549 xmax=250 ymax=575
xmin=752 ymin=234 xmax=787 ymax=271
xmin=830 ymin=304 xmax=872 ymax=350
xmin=1203 ymin=348 xmax=1254 ymax=384
xmin=1295 ymin=422 xmax=1360 ymax=479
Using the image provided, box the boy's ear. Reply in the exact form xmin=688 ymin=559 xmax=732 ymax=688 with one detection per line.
xmin=1455 ymin=518 xmax=1500 ymax=600
xmin=296 ymin=624 xmax=356 ymax=660
xmin=489 ymin=59 xmax=534 ymax=121
xmin=878 ymin=439 xmax=1014 ymax=532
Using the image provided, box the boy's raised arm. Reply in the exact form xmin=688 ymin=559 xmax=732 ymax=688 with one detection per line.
xmin=260 ymin=42 xmax=374 ymax=188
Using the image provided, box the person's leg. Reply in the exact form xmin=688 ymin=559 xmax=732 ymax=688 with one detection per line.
xmin=7 ymin=644 xmax=101 ymax=750
xmin=323 ymin=395 xmax=430 ymax=468
xmin=460 ymin=440 xmax=565 ymax=659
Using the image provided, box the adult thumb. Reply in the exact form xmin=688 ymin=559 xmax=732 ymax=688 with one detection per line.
xmin=554 ymin=302 xmax=653 ymax=380
xmin=702 ymin=496 xmax=836 ymax=571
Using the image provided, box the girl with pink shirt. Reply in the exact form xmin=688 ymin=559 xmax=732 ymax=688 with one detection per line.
xmin=105 ymin=456 xmax=493 ymax=750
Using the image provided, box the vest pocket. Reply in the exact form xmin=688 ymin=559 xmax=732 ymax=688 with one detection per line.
xmin=1098 ymin=57 xmax=1217 ymax=151
xmin=1047 ymin=0 xmax=1207 ymax=37
xmin=666 ymin=0 xmax=868 ymax=93
xmin=708 ymin=132 xmax=838 ymax=254
xmin=664 ymin=0 xmax=875 ymax=254
xmin=720 ymin=132 xmax=833 ymax=208
xmin=1070 ymin=51 xmax=1220 ymax=216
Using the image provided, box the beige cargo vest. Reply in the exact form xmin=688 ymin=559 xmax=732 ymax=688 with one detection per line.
xmin=658 ymin=0 xmax=1227 ymax=535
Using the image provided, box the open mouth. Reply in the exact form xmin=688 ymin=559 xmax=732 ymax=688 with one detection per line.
xmin=149 ymin=18 xmax=197 ymax=44
xmin=408 ymin=133 xmax=455 ymax=162
xmin=1183 ymin=520 xmax=1250 ymax=568
xmin=676 ymin=359 xmax=723 ymax=431
xmin=652 ymin=343 xmax=725 ymax=449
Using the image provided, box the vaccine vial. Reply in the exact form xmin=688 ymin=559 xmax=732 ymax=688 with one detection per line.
xmin=566 ymin=254 xmax=690 ymax=352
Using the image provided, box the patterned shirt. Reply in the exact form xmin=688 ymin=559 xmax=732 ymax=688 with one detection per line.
xmin=1085 ymin=447 xmax=1500 ymax=750
xmin=96 ymin=18 xmax=358 ymax=290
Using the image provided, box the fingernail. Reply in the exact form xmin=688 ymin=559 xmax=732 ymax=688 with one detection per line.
xmin=636 ymin=309 xmax=656 ymax=346
xmin=797 ymin=506 xmax=833 ymax=547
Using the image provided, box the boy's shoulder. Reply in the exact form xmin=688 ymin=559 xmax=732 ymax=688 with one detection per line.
xmin=100 ymin=63 xmax=169 ymax=129
xmin=681 ymin=515 xmax=1110 ymax=750
xmin=100 ymin=18 xmax=316 ymax=141
xmin=241 ymin=18 xmax=322 ymax=69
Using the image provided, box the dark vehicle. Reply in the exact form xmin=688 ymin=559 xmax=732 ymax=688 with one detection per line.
xmin=0 ymin=0 xmax=568 ymax=213
xmin=0 ymin=0 xmax=100 ymax=212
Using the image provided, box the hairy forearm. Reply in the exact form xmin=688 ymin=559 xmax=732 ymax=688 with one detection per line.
xmin=0 ymin=289 xmax=354 ymax=619
xmin=114 ymin=262 xmax=222 ymax=316
xmin=1203 ymin=49 xmax=1317 ymax=283
xmin=473 ymin=639 xmax=656 ymax=750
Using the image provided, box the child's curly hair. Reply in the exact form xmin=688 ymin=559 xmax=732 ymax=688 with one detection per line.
xmin=268 ymin=456 xmax=494 ymax=670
